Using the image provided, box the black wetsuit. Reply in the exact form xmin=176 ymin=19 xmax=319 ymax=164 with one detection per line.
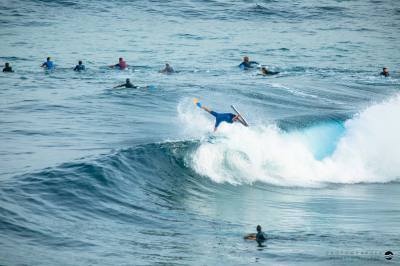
xmin=262 ymin=71 xmax=279 ymax=75
xmin=125 ymin=82 xmax=136 ymax=88
xmin=380 ymin=71 xmax=389 ymax=77
xmin=3 ymin=66 xmax=13 ymax=72
xmin=74 ymin=64 xmax=85 ymax=71
xmin=161 ymin=66 xmax=174 ymax=73
xmin=256 ymin=231 xmax=267 ymax=246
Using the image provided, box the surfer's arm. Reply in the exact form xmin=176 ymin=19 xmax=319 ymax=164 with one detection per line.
xmin=113 ymin=84 xmax=125 ymax=88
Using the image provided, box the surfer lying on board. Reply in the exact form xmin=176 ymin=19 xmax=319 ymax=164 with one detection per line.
xmin=194 ymin=99 xmax=240 ymax=132
xmin=259 ymin=66 xmax=279 ymax=76
xmin=114 ymin=78 xmax=137 ymax=89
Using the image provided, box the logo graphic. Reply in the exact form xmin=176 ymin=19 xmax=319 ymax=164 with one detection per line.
xmin=385 ymin=251 xmax=393 ymax=260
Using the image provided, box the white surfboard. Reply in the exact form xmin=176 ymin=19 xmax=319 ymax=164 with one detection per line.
xmin=231 ymin=105 xmax=249 ymax=127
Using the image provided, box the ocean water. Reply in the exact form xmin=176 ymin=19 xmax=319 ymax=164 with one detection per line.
xmin=1 ymin=0 xmax=400 ymax=265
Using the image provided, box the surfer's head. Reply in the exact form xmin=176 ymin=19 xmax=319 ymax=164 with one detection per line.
xmin=126 ymin=78 xmax=130 ymax=83
xmin=243 ymin=56 xmax=249 ymax=62
xmin=261 ymin=67 xmax=268 ymax=74
xmin=78 ymin=60 xmax=82 ymax=65
xmin=47 ymin=57 xmax=51 ymax=61
xmin=119 ymin=57 xmax=124 ymax=62
xmin=256 ymin=225 xmax=262 ymax=232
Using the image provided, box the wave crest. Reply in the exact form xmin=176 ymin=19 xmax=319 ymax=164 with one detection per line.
xmin=182 ymin=95 xmax=400 ymax=187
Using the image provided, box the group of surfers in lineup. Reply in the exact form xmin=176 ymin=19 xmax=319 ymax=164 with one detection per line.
xmin=1 ymin=56 xmax=393 ymax=133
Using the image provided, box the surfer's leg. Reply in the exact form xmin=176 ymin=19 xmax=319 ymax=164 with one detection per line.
xmin=209 ymin=111 xmax=218 ymax=117
xmin=201 ymin=106 xmax=213 ymax=114
xmin=214 ymin=118 xmax=222 ymax=131
xmin=195 ymin=99 xmax=213 ymax=114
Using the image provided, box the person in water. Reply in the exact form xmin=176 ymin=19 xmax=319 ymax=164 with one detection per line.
xmin=195 ymin=99 xmax=239 ymax=132
xmin=41 ymin=57 xmax=54 ymax=69
xmin=74 ymin=60 xmax=85 ymax=71
xmin=259 ymin=66 xmax=279 ymax=76
xmin=159 ymin=63 xmax=174 ymax=74
xmin=243 ymin=225 xmax=267 ymax=246
xmin=255 ymin=225 xmax=267 ymax=246
xmin=114 ymin=78 xmax=137 ymax=89
xmin=239 ymin=56 xmax=258 ymax=69
xmin=110 ymin=57 xmax=128 ymax=70
xmin=380 ymin=67 xmax=389 ymax=77
xmin=3 ymin=62 xmax=13 ymax=72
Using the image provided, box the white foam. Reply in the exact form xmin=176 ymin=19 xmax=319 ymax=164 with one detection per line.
xmin=178 ymin=95 xmax=400 ymax=187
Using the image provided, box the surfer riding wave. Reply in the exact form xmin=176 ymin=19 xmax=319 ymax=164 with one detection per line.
xmin=194 ymin=98 xmax=248 ymax=132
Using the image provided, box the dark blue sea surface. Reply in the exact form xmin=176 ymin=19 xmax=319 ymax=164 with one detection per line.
xmin=1 ymin=0 xmax=400 ymax=265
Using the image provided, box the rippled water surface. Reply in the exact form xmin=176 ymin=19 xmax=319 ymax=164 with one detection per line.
xmin=1 ymin=0 xmax=400 ymax=265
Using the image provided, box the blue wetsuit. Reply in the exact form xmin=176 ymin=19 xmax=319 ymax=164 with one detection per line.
xmin=42 ymin=60 xmax=54 ymax=69
xmin=239 ymin=61 xmax=258 ymax=69
xmin=210 ymin=111 xmax=236 ymax=129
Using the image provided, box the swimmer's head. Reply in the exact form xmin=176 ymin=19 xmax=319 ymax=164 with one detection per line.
xmin=257 ymin=225 xmax=262 ymax=232
xmin=166 ymin=63 xmax=170 ymax=67
xmin=243 ymin=56 xmax=249 ymax=62
xmin=261 ymin=67 xmax=268 ymax=73
xmin=78 ymin=60 xmax=82 ymax=65
xmin=383 ymin=67 xmax=388 ymax=72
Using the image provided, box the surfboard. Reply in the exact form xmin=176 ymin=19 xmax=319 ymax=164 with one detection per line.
xmin=244 ymin=233 xmax=256 ymax=240
xmin=231 ymin=105 xmax=249 ymax=127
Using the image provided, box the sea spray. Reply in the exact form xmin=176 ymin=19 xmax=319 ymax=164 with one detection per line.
xmin=180 ymin=95 xmax=400 ymax=186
